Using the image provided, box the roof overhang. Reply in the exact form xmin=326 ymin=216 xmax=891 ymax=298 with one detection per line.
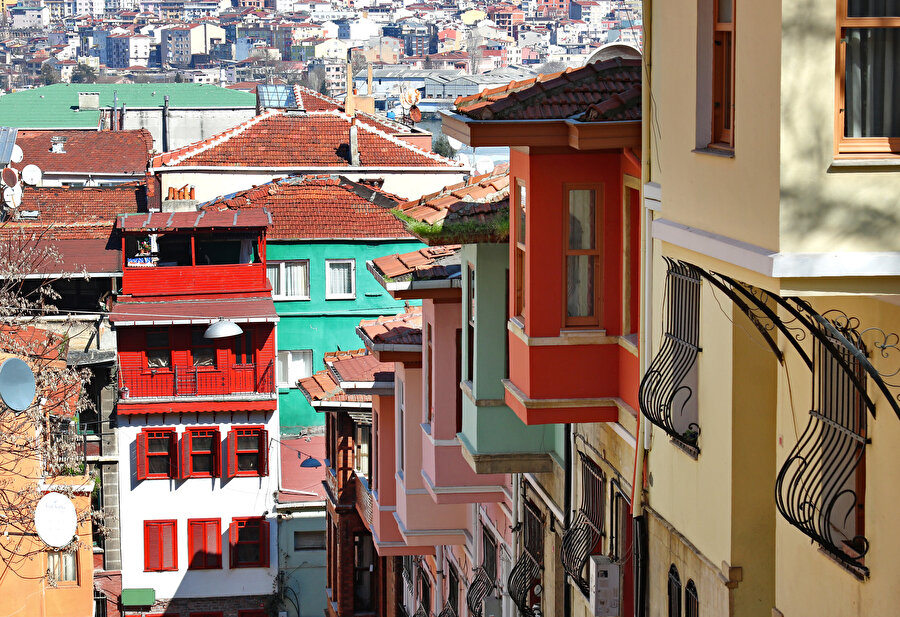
xmin=110 ymin=297 xmax=279 ymax=326
xmin=339 ymin=379 xmax=395 ymax=396
xmin=356 ymin=327 xmax=422 ymax=365
xmin=366 ymin=259 xmax=461 ymax=301
xmin=441 ymin=109 xmax=641 ymax=151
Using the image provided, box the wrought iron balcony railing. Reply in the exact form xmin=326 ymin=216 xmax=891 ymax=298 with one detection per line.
xmin=437 ymin=605 xmax=458 ymax=617
xmin=355 ymin=472 xmax=374 ymax=528
xmin=465 ymin=567 xmax=494 ymax=617
xmin=118 ymin=360 xmax=275 ymax=400
xmin=561 ymin=452 xmax=605 ymax=595
xmin=509 ymin=500 xmax=542 ymax=617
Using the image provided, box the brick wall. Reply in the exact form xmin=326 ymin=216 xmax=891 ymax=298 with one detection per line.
xmin=143 ymin=594 xmax=271 ymax=616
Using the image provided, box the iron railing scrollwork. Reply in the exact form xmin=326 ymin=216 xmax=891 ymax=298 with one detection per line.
xmin=466 ymin=528 xmax=498 ymax=617
xmin=638 ymin=258 xmax=702 ymax=450
xmin=509 ymin=500 xmax=543 ymax=617
xmin=437 ymin=605 xmax=458 ymax=617
xmin=413 ymin=605 xmax=429 ymax=617
xmin=561 ymin=452 xmax=605 ymax=595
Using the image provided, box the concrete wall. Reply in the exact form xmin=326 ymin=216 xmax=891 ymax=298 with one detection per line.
xmin=121 ymin=107 xmax=256 ymax=152
xmin=279 ymin=508 xmax=327 ymax=617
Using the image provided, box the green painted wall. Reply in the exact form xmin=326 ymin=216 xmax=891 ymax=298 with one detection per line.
xmin=459 ymin=243 xmax=564 ymax=461
xmin=269 ymin=239 xmax=423 ymax=433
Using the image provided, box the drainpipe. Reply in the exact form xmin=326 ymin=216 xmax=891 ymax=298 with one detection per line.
xmin=162 ymin=95 xmax=170 ymax=152
xmin=435 ymin=545 xmax=444 ymax=611
xmin=112 ymin=90 xmax=118 ymax=131
xmin=563 ymin=423 xmax=572 ymax=617
xmin=121 ymin=103 xmax=126 ymax=131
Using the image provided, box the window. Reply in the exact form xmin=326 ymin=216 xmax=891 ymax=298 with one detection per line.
xmin=354 ymin=422 xmax=371 ymax=479
xmin=294 ymin=530 xmax=326 ymax=551
xmin=233 ymin=332 xmax=254 ymax=365
xmin=425 ymin=322 xmax=433 ymax=426
xmin=565 ymin=187 xmax=602 ymax=327
xmin=146 ymin=328 xmax=170 ymax=368
xmin=325 ymin=259 xmax=355 ymax=299
xmin=227 ymin=427 xmax=269 ymax=477
xmin=354 ymin=533 xmax=375 ymax=612
xmin=712 ymin=0 xmax=735 ymax=147
xmin=685 ymin=579 xmax=698 ymax=617
xmin=229 ymin=517 xmax=269 ymax=568
xmin=467 ymin=264 xmax=475 ymax=381
xmin=191 ymin=327 xmax=215 ymax=367
xmin=47 ymin=549 xmax=78 ymax=585
xmin=609 ymin=482 xmax=631 ymax=561
xmin=136 ymin=428 xmax=178 ymax=480
xmin=837 ymin=0 xmax=900 ymax=154
xmin=187 ymin=519 xmax=221 ymax=569
xmin=397 ymin=379 xmax=405 ymax=475
xmin=267 ymin=260 xmax=310 ymax=299
xmin=417 ymin=566 xmax=432 ymax=614
xmin=561 ymin=452 xmax=605 ymax=594
xmin=448 ymin=565 xmax=460 ymax=613
xmin=668 ymin=565 xmax=682 ymax=617
xmin=180 ymin=427 xmax=221 ymax=478
xmin=144 ymin=520 xmax=177 ymax=571
xmin=514 ymin=180 xmax=526 ymax=320
xmin=277 ymin=350 xmax=313 ymax=387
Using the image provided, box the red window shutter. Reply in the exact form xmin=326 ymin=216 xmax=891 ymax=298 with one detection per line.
xmin=145 ymin=522 xmax=159 ymax=570
xmin=136 ymin=432 xmax=148 ymax=481
xmin=162 ymin=521 xmax=176 ymax=570
xmin=226 ymin=430 xmax=236 ymax=478
xmin=180 ymin=432 xmax=192 ymax=479
xmin=258 ymin=429 xmax=269 ymax=477
xmin=168 ymin=432 xmax=178 ymax=479
xmin=207 ymin=520 xmax=221 ymax=568
xmin=212 ymin=428 xmax=222 ymax=478
xmin=229 ymin=521 xmax=238 ymax=567
xmin=259 ymin=519 xmax=269 ymax=567
xmin=188 ymin=520 xmax=200 ymax=569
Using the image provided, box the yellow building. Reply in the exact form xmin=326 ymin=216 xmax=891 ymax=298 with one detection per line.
xmin=639 ymin=0 xmax=900 ymax=614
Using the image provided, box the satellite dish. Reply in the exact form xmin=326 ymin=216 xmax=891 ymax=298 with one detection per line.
xmin=409 ymin=105 xmax=422 ymax=123
xmin=21 ymin=164 xmax=41 ymax=186
xmin=0 ymin=357 xmax=35 ymax=412
xmin=1 ymin=166 xmax=17 ymax=187
xmin=10 ymin=144 xmax=23 ymax=164
xmin=3 ymin=184 xmax=22 ymax=209
xmin=446 ymin=135 xmax=464 ymax=151
xmin=34 ymin=492 xmax=77 ymax=548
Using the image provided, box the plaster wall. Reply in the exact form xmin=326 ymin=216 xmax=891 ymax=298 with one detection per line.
xmin=116 ymin=410 xmax=279 ymax=598
xmin=278 ymin=508 xmax=327 ymax=617
xmin=121 ymin=108 xmax=256 ymax=152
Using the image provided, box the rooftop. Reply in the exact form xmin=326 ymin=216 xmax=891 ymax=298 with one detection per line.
xmin=278 ymin=435 xmax=327 ymax=504
xmin=358 ymin=307 xmax=423 ymax=348
xmin=116 ymin=208 xmax=271 ymax=232
xmin=370 ymin=245 xmax=461 ymax=282
xmin=13 ymin=129 xmax=152 ymax=176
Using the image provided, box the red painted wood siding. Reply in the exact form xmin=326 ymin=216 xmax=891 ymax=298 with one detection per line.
xmin=122 ymin=264 xmax=268 ymax=298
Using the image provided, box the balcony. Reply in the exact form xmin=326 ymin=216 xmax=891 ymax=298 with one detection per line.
xmin=356 ymin=472 xmax=434 ymax=557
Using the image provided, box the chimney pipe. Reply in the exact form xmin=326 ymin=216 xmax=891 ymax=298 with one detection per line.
xmin=349 ymin=116 xmax=360 ymax=167
xmin=345 ymin=59 xmax=355 ymax=117
xmin=367 ymin=62 xmax=373 ymax=96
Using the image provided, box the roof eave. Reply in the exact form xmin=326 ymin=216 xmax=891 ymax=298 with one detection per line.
xmin=366 ymin=259 xmax=462 ymax=300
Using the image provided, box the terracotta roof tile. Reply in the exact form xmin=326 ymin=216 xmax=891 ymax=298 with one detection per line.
xmin=371 ymin=245 xmax=461 ymax=281
xmin=297 ymin=369 xmax=370 ymax=405
xmin=13 ymin=129 xmax=152 ymax=176
xmin=358 ymin=307 xmax=422 ymax=347
xmin=328 ymin=353 xmax=394 ymax=384
xmin=151 ymin=110 xmax=461 ymax=169
xmin=455 ymin=57 xmax=641 ymax=122
xmin=199 ymin=175 xmax=413 ymax=241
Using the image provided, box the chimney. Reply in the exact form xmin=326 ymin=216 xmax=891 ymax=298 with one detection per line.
xmin=78 ymin=91 xmax=100 ymax=111
xmin=344 ymin=59 xmax=355 ymax=117
xmin=349 ymin=116 xmax=360 ymax=167
xmin=367 ymin=62 xmax=373 ymax=95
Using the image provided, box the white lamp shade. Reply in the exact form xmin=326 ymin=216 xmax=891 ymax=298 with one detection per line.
xmin=204 ymin=319 xmax=243 ymax=339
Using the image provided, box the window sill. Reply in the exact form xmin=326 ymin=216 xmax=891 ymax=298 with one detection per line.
xmin=325 ymin=295 xmax=357 ymax=301
xmin=829 ymin=158 xmax=900 ymax=171
xmin=692 ymin=146 xmax=734 ymax=158
xmin=816 ymin=545 xmax=867 ymax=580
xmin=273 ymin=296 xmax=311 ymax=301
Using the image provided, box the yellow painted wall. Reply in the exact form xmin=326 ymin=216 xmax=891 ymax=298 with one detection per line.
xmin=774 ymin=296 xmax=900 ymax=615
xmin=649 ymin=0 xmax=782 ymax=253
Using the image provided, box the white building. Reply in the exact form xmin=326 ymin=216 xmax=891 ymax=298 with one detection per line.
xmin=107 ymin=34 xmax=151 ymax=68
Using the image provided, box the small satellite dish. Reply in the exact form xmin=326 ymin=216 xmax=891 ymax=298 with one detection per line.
xmin=10 ymin=144 xmax=23 ymax=164
xmin=446 ymin=136 xmax=464 ymax=151
xmin=3 ymin=184 xmax=22 ymax=209
xmin=34 ymin=492 xmax=77 ymax=548
xmin=21 ymin=164 xmax=41 ymax=186
xmin=0 ymin=357 xmax=36 ymax=412
xmin=1 ymin=166 xmax=17 ymax=187
xmin=409 ymin=105 xmax=422 ymax=123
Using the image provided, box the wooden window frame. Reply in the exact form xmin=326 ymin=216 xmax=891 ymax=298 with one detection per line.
xmin=47 ymin=548 xmax=79 ymax=586
xmin=514 ymin=179 xmax=527 ymax=321
xmin=834 ymin=0 xmax=900 ymax=157
xmin=144 ymin=520 xmax=178 ymax=572
xmin=711 ymin=0 xmax=735 ymax=148
xmin=187 ymin=518 xmax=222 ymax=570
xmin=563 ymin=184 xmax=604 ymax=328
xmin=181 ymin=427 xmax=221 ymax=478
xmin=229 ymin=517 xmax=270 ymax=569
xmin=137 ymin=428 xmax=178 ymax=480
xmin=145 ymin=327 xmax=171 ymax=370
xmin=227 ymin=426 xmax=269 ymax=478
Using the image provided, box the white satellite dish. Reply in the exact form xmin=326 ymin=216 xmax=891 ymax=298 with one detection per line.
xmin=446 ymin=135 xmax=464 ymax=151
xmin=34 ymin=492 xmax=77 ymax=548
xmin=10 ymin=144 xmax=23 ymax=164
xmin=21 ymin=164 xmax=42 ymax=186
xmin=3 ymin=185 xmax=21 ymax=209
xmin=0 ymin=357 xmax=35 ymax=412
xmin=475 ymin=155 xmax=494 ymax=174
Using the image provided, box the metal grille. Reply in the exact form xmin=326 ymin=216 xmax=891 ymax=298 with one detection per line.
xmin=437 ymin=605 xmax=457 ymax=617
xmin=119 ymin=360 xmax=275 ymax=399
xmin=509 ymin=500 xmax=543 ymax=617
xmin=413 ymin=606 xmax=428 ymax=617
xmin=466 ymin=527 xmax=498 ymax=617
xmin=561 ymin=452 xmax=605 ymax=595
xmin=685 ymin=579 xmax=698 ymax=617
xmin=775 ymin=328 xmax=870 ymax=572
xmin=667 ymin=564 xmax=681 ymax=617
xmin=639 ymin=258 xmax=702 ymax=449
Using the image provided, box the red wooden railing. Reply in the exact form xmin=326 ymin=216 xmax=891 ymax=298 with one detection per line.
xmin=118 ymin=360 xmax=275 ymax=399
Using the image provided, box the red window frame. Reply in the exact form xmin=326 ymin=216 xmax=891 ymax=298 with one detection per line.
xmin=229 ymin=517 xmax=270 ymax=568
xmin=136 ymin=428 xmax=178 ymax=480
xmin=144 ymin=520 xmax=178 ymax=571
xmin=180 ymin=427 xmax=221 ymax=478
xmin=145 ymin=327 xmax=171 ymax=369
xmin=226 ymin=427 xmax=269 ymax=477
xmin=187 ymin=518 xmax=222 ymax=570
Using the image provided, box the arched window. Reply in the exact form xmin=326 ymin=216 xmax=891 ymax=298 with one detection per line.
xmin=667 ymin=564 xmax=682 ymax=617
xmin=686 ymin=579 xmax=698 ymax=617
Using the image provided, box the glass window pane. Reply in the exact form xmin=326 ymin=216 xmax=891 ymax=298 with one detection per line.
xmin=237 ymin=434 xmax=258 ymax=450
xmin=238 ymin=452 xmax=259 ymax=471
xmin=239 ymin=522 xmax=260 ymax=542
xmin=848 ymin=0 xmax=900 ymax=17
xmin=289 ymin=350 xmax=313 ymax=382
xmin=844 ymin=27 xmax=900 ymax=138
xmin=567 ymin=255 xmax=596 ymax=317
xmin=267 ymin=264 xmax=281 ymax=295
xmin=149 ymin=456 xmax=170 ymax=475
xmin=568 ymin=190 xmax=596 ymax=250
xmin=147 ymin=349 xmax=170 ymax=368
xmin=193 ymin=348 xmax=215 ymax=367
xmin=62 ymin=552 xmax=77 ymax=581
xmin=327 ymin=261 xmax=353 ymax=296
xmin=192 ymin=436 xmax=213 ymax=452
xmin=285 ymin=262 xmax=309 ymax=297
xmin=717 ymin=0 xmax=732 ymax=22
xmin=148 ymin=436 xmax=170 ymax=453
xmin=147 ymin=329 xmax=169 ymax=347
xmin=277 ymin=352 xmax=289 ymax=384
xmin=237 ymin=543 xmax=260 ymax=563
xmin=192 ymin=453 xmax=212 ymax=473
xmin=517 ymin=183 xmax=526 ymax=245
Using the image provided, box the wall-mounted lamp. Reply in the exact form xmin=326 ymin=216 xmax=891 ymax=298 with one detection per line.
xmin=204 ymin=318 xmax=243 ymax=339
xmin=297 ymin=451 xmax=322 ymax=468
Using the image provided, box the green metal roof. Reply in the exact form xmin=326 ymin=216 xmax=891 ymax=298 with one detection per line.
xmin=0 ymin=83 xmax=256 ymax=129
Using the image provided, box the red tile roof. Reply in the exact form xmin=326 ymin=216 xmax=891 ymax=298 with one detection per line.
xmin=200 ymin=175 xmax=413 ymax=241
xmin=455 ymin=57 xmax=642 ymax=121
xmin=394 ymin=165 xmax=510 ymax=243
xmin=116 ymin=207 xmax=272 ymax=232
xmin=16 ymin=183 xmax=147 ymax=233
xmin=13 ymin=130 xmax=152 ymax=177
xmin=297 ymin=369 xmax=365 ymax=404
xmin=278 ymin=436 xmax=327 ymax=503
xmin=358 ymin=307 xmax=422 ymax=347
xmin=151 ymin=110 xmax=460 ymax=168
xmin=370 ymin=245 xmax=461 ymax=281
xmin=328 ymin=352 xmax=394 ymax=384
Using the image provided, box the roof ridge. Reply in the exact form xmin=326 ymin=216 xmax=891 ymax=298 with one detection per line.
xmin=353 ymin=116 xmax=462 ymax=167
xmin=154 ymin=108 xmax=280 ymax=167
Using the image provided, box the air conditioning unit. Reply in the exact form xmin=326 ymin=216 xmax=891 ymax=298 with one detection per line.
xmin=589 ymin=555 xmax=621 ymax=617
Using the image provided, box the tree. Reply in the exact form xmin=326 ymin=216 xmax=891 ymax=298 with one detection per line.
xmin=69 ymin=63 xmax=96 ymax=84
xmin=432 ymin=134 xmax=457 ymax=159
xmin=40 ymin=63 xmax=60 ymax=86
xmin=174 ymin=72 xmax=184 ymax=83
xmin=0 ymin=226 xmax=96 ymax=575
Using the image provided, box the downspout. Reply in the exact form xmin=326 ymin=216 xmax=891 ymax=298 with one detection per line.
xmin=435 ymin=545 xmax=444 ymax=612
xmin=162 ymin=95 xmax=170 ymax=152
xmin=112 ymin=90 xmax=118 ymax=131
xmin=563 ymin=423 xmax=572 ymax=617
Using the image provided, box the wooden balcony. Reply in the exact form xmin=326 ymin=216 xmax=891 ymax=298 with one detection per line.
xmin=118 ymin=360 xmax=275 ymax=401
